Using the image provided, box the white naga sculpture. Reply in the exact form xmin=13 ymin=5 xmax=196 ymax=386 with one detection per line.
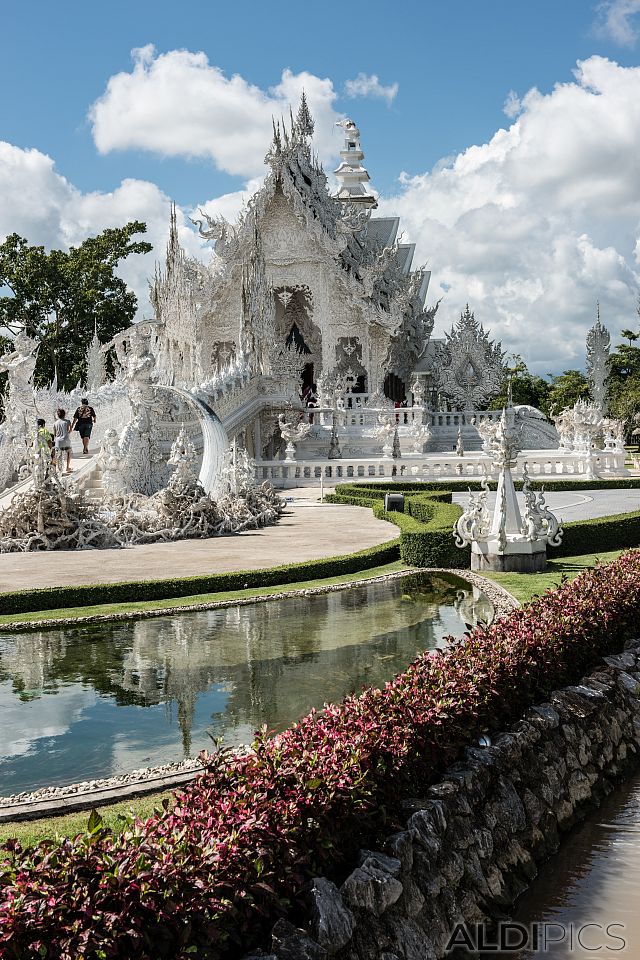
xmin=84 ymin=325 xmax=107 ymax=392
xmin=455 ymin=393 xmax=563 ymax=571
xmin=117 ymin=322 xmax=166 ymax=494
xmin=278 ymin=412 xmax=312 ymax=461
xmin=586 ymin=305 xmax=611 ymax=414
xmin=97 ymin=428 xmax=128 ymax=498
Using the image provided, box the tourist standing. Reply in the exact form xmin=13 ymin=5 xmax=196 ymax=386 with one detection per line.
xmin=53 ymin=408 xmax=73 ymax=474
xmin=36 ymin=418 xmax=53 ymax=454
xmin=71 ymin=397 xmax=97 ymax=455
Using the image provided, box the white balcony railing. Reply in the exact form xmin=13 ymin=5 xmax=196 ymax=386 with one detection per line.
xmin=256 ymin=449 xmax=628 ymax=488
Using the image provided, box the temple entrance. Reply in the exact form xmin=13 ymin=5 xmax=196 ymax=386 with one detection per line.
xmin=285 ymin=322 xmax=313 ymax=391
xmin=274 ymin=286 xmax=320 ymax=395
xmin=384 ymin=372 xmax=406 ymax=402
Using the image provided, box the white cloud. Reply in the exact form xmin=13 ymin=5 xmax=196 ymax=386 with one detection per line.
xmin=595 ymin=0 xmax=640 ymax=46
xmin=2 ymin=55 xmax=640 ymax=375
xmin=503 ymin=90 xmax=522 ymax=118
xmin=344 ymin=73 xmax=399 ymax=106
xmin=379 ymin=56 xmax=640 ymax=372
xmin=0 ymin=140 xmax=207 ymax=320
xmin=89 ymin=46 xmax=343 ymax=178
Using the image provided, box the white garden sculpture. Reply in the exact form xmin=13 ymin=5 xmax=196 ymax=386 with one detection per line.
xmin=454 ymin=393 xmax=563 ymax=572
xmin=278 ymin=413 xmax=312 ymax=462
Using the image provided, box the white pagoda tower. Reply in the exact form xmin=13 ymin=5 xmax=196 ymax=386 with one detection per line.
xmin=333 ymin=119 xmax=378 ymax=208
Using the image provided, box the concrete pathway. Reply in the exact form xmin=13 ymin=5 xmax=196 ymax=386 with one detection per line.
xmin=0 ymin=498 xmax=397 ymax=593
xmin=452 ymin=488 xmax=640 ymax=523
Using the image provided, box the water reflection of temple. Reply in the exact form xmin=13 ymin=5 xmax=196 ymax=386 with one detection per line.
xmin=0 ymin=576 xmax=490 ymax=759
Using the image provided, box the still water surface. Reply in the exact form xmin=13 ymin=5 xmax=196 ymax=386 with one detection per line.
xmin=0 ymin=573 xmax=491 ymax=795
xmin=493 ymin=772 xmax=640 ymax=959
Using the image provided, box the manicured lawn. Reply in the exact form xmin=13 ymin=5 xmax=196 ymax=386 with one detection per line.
xmin=0 ymin=792 xmax=175 ymax=848
xmin=482 ymin=549 xmax=628 ymax=604
xmin=0 ymin=560 xmax=408 ymax=626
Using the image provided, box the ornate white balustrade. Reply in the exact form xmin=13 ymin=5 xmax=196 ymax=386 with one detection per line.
xmin=256 ymin=448 xmax=628 ymax=488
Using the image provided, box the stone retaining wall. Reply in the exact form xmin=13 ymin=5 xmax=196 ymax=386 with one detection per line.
xmin=261 ymin=640 xmax=640 ymax=960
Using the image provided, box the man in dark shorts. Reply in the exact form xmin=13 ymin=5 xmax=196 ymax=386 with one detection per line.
xmin=71 ymin=398 xmax=97 ymax=455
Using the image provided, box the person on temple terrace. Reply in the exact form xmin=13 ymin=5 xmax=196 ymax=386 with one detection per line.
xmin=35 ymin=418 xmax=53 ymax=456
xmin=71 ymin=397 xmax=97 ymax=455
xmin=53 ymin=408 xmax=73 ymax=474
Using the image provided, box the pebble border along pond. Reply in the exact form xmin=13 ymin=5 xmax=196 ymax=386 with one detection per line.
xmin=0 ymin=569 xmax=517 ymax=822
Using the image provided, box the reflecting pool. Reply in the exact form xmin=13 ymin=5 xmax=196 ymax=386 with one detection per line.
xmin=0 ymin=573 xmax=491 ymax=795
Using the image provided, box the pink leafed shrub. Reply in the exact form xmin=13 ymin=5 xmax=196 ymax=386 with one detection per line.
xmin=2 ymin=550 xmax=640 ymax=959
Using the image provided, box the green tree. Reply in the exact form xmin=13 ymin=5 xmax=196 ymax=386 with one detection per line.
xmin=0 ymin=222 xmax=152 ymax=390
xmin=488 ymin=354 xmax=550 ymax=412
xmin=620 ymin=329 xmax=639 ymax=347
xmin=0 ymin=332 xmax=13 ymax=419
xmin=607 ymin=308 xmax=640 ymax=439
xmin=544 ymin=369 xmax=590 ymax=417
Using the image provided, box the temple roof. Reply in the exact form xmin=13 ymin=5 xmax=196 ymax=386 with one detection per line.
xmin=366 ymin=217 xmax=399 ymax=249
xmin=395 ymin=243 xmax=415 ymax=275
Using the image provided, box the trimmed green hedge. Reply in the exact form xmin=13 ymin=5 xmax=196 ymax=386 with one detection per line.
xmin=329 ymin=482 xmax=640 ymax=568
xmin=341 ymin=477 xmax=640 ymax=493
xmin=326 ymin=485 xmax=468 ymax=568
xmin=551 ymin=509 xmax=640 ymax=557
xmin=0 ymin=539 xmax=400 ymax=617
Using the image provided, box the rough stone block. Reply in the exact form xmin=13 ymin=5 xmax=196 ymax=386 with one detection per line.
xmin=358 ymin=851 xmax=402 ymax=878
xmin=408 ymin=810 xmax=443 ymax=859
xmin=387 ymin=917 xmax=437 ymax=960
xmin=272 ymin=919 xmax=326 ymax=960
xmin=527 ymin=704 xmax=560 ymax=729
xmin=604 ymin=652 xmax=638 ymax=671
xmin=441 ymin=851 xmax=465 ymax=887
xmin=384 ymin=831 xmax=414 ymax=873
xmin=397 ymin=876 xmax=425 ymax=919
xmin=617 ymin=672 xmax=640 ymax=698
xmin=341 ymin=863 xmax=403 ymax=916
xmin=309 ymin=878 xmax=355 ymax=955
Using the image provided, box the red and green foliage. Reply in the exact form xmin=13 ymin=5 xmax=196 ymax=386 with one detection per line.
xmin=2 ymin=551 xmax=640 ymax=959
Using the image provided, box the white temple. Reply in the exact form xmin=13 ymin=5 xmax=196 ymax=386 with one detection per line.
xmin=132 ymin=98 xmax=574 ymax=487
xmin=0 ymin=100 xmax=630 ymax=518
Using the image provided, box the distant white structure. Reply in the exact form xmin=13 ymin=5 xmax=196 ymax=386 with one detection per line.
xmin=586 ymin=303 xmax=611 ymax=414
xmin=455 ymin=391 xmax=563 ymax=572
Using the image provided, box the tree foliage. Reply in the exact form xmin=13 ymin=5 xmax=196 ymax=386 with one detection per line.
xmin=0 ymin=222 xmax=152 ymax=390
xmin=488 ymin=354 xmax=550 ymax=411
xmin=545 ymin=369 xmax=590 ymax=417
xmin=608 ymin=299 xmax=640 ymax=438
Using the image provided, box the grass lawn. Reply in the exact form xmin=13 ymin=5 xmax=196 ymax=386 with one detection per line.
xmin=481 ymin=548 xmax=627 ymax=604
xmin=0 ymin=560 xmax=408 ymax=626
xmin=0 ymin=792 xmax=175 ymax=848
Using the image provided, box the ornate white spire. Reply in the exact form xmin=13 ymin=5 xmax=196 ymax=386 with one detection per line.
xmin=333 ymin=119 xmax=377 ymax=208
xmin=85 ymin=320 xmax=106 ymax=391
xmin=586 ymin=300 xmax=611 ymax=414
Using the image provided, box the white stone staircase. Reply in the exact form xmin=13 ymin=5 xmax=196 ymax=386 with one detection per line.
xmin=81 ymin=464 xmax=104 ymax=502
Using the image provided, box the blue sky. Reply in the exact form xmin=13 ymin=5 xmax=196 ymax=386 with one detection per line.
xmin=1 ymin=0 xmax=640 ymax=371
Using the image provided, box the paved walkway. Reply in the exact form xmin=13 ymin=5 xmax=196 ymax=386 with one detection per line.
xmin=0 ymin=497 xmax=397 ymax=593
xmin=1 ymin=487 xmax=638 ymax=596
xmin=452 ymin=488 xmax=640 ymax=523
